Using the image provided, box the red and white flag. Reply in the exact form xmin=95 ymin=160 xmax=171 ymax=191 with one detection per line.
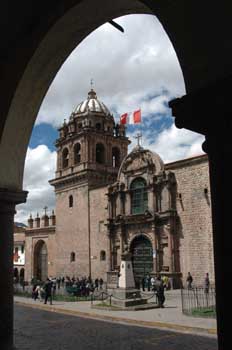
xmin=120 ymin=109 xmax=141 ymax=125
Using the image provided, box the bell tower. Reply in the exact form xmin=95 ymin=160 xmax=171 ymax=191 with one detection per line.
xmin=49 ymin=89 xmax=130 ymax=278
xmin=50 ymin=88 xmax=130 ymax=189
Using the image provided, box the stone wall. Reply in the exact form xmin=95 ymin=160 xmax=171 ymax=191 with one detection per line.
xmin=166 ymin=155 xmax=215 ymax=287
xmin=89 ymin=185 xmax=109 ymax=281
xmin=54 ymin=184 xmax=90 ymax=278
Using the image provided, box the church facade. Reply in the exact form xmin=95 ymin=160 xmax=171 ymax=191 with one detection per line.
xmin=18 ymin=89 xmax=215 ymax=287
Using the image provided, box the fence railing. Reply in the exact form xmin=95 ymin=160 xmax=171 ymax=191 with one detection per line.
xmin=181 ymin=287 xmax=216 ymax=318
xmin=90 ymin=290 xmax=157 ymax=307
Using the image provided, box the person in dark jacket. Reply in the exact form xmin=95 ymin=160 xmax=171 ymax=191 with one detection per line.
xmin=155 ymin=275 xmax=165 ymax=308
xmin=43 ymin=278 xmax=53 ymax=305
xmin=186 ymin=272 xmax=193 ymax=289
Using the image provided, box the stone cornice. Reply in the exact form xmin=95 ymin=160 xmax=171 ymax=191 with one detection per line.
xmin=0 ymin=188 xmax=28 ymax=205
xmin=56 ymin=129 xmax=130 ymax=148
xmin=25 ymin=226 xmax=55 ymax=235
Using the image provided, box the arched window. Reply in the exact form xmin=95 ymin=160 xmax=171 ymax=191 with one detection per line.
xmin=69 ymin=195 xmax=73 ymax=208
xmin=96 ymin=122 xmax=101 ymax=131
xmin=130 ymin=178 xmax=148 ymax=214
xmin=96 ymin=143 xmax=105 ymax=164
xmin=112 ymin=147 xmax=120 ymax=167
xmin=70 ymin=252 xmax=75 ymax=262
xmin=100 ymin=250 xmax=106 ymax=261
xmin=74 ymin=143 xmax=81 ymax=164
xmin=62 ymin=148 xmax=69 ymax=168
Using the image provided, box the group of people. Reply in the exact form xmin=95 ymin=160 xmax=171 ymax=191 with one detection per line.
xmin=31 ymin=275 xmax=105 ymax=304
xmin=186 ymin=272 xmax=210 ymax=293
xmin=64 ymin=276 xmax=104 ymax=296
xmin=141 ymin=274 xmax=170 ymax=292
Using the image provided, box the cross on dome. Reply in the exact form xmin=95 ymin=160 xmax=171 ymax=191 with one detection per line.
xmin=134 ymin=132 xmax=142 ymax=147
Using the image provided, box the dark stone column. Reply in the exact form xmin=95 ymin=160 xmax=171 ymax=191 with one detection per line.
xmin=0 ymin=189 xmax=27 ymax=350
xmin=169 ymin=77 xmax=232 ymax=350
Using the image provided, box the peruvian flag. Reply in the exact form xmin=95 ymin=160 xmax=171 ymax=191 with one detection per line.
xmin=120 ymin=109 xmax=141 ymax=125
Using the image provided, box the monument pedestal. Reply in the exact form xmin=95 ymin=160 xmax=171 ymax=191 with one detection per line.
xmin=111 ymin=287 xmax=148 ymax=308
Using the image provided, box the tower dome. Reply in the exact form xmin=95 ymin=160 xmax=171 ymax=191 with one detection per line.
xmin=73 ymin=89 xmax=112 ymax=118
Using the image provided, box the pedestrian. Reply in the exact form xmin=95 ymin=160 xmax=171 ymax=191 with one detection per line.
xmin=162 ymin=275 xmax=169 ymax=290
xmin=32 ymin=284 xmax=38 ymax=301
xmin=57 ymin=277 xmax=61 ymax=289
xmin=146 ymin=274 xmax=151 ymax=291
xmin=43 ymin=278 xmax=53 ymax=305
xmin=204 ymin=272 xmax=210 ymax=294
xmin=186 ymin=272 xmax=193 ymax=289
xmin=94 ymin=278 xmax=99 ymax=291
xmin=155 ymin=274 xmax=165 ymax=308
xmin=141 ymin=276 xmax=146 ymax=291
xmin=35 ymin=285 xmax=43 ymax=301
xmin=99 ymin=278 xmax=103 ymax=290
xmin=151 ymin=276 xmax=156 ymax=291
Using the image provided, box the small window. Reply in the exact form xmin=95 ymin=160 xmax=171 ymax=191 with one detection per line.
xmin=96 ymin=123 xmax=101 ymax=130
xmin=69 ymin=195 xmax=73 ymax=208
xmin=100 ymin=251 xmax=106 ymax=261
xmin=21 ymin=245 xmax=24 ymax=254
xmin=70 ymin=252 xmax=75 ymax=262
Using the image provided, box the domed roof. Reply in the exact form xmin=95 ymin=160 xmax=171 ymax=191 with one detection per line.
xmin=73 ymin=89 xmax=112 ymax=117
xmin=118 ymin=145 xmax=164 ymax=182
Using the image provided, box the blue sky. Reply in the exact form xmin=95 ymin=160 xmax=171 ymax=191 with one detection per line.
xmin=15 ymin=14 xmax=205 ymax=224
xmin=29 ymin=124 xmax=58 ymax=151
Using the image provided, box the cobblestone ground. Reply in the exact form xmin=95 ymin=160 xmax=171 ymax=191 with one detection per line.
xmin=14 ymin=305 xmax=218 ymax=350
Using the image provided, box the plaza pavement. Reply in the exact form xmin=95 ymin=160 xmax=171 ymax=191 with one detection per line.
xmin=14 ymin=289 xmax=217 ymax=337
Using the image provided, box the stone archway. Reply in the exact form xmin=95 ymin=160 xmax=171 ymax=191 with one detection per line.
xmin=33 ymin=241 xmax=48 ymax=282
xmin=130 ymin=235 xmax=153 ymax=286
xmin=1 ymin=2 xmax=232 ymax=349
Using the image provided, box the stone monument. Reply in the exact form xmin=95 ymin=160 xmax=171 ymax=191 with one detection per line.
xmin=111 ymin=245 xmax=152 ymax=309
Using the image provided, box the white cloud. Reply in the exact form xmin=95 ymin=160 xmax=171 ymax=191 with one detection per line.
xmin=37 ymin=14 xmax=185 ymax=127
xmin=137 ymin=123 xmax=205 ymax=163
xmin=15 ymin=145 xmax=56 ymax=224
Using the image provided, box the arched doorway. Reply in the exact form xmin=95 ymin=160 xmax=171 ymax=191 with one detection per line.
xmin=13 ymin=268 xmax=19 ymax=283
xmin=130 ymin=235 xmax=153 ymax=285
xmin=33 ymin=241 xmax=48 ymax=282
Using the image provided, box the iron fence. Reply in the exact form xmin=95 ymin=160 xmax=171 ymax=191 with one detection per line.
xmin=181 ymin=287 xmax=216 ymax=318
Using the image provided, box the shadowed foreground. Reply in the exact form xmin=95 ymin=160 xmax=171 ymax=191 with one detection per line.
xmin=14 ymin=305 xmax=217 ymax=350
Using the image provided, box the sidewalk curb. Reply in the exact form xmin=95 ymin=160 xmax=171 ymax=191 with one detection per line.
xmin=15 ymin=300 xmax=217 ymax=337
